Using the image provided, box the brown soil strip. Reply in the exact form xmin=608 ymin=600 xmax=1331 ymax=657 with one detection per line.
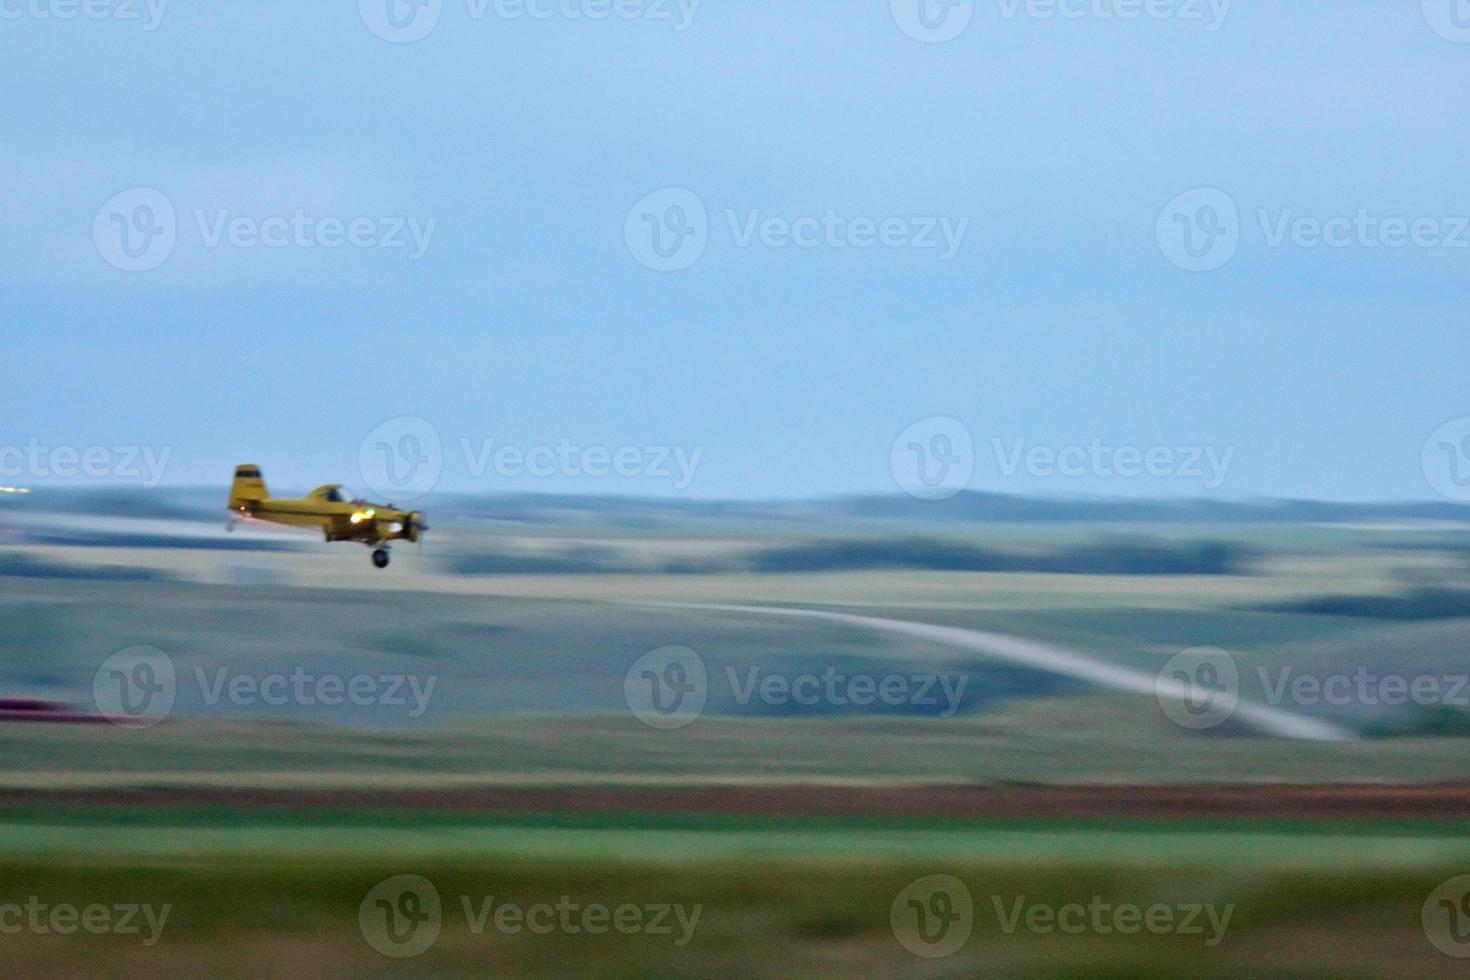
xmin=3 ymin=783 xmax=1470 ymax=820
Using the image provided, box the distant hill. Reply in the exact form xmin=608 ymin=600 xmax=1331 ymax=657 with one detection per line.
xmin=6 ymin=487 xmax=1469 ymax=527
xmin=833 ymin=493 xmax=1470 ymax=524
xmin=433 ymin=490 xmax=1470 ymax=526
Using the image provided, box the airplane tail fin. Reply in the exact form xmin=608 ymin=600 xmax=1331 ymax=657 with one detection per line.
xmin=229 ymin=464 xmax=269 ymax=509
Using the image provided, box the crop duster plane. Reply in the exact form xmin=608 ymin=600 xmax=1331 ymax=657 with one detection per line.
xmin=227 ymin=465 xmax=427 ymax=568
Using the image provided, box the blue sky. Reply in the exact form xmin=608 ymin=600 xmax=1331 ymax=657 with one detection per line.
xmin=3 ymin=1 xmax=1468 ymax=500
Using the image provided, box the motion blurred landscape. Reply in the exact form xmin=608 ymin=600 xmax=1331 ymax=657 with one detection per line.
xmin=6 ymin=487 xmax=1470 ymax=976
xmin=7 ymin=2 xmax=1470 ymax=973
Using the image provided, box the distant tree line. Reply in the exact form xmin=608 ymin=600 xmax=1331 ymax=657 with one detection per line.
xmin=448 ymin=538 xmax=1249 ymax=576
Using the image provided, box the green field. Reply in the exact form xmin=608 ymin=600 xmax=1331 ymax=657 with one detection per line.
xmin=6 ymin=512 xmax=1470 ymax=975
xmin=2 ymin=804 xmax=1469 ymax=978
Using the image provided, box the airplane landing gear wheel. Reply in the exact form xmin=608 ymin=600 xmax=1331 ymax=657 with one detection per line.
xmin=371 ymin=548 xmax=390 ymax=569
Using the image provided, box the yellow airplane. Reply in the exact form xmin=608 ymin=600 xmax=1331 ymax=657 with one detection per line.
xmin=226 ymin=464 xmax=427 ymax=569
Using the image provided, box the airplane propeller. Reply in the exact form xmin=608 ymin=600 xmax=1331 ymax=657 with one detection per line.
xmin=408 ymin=511 xmax=430 ymax=564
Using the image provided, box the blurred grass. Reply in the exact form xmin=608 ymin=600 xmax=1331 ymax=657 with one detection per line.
xmin=7 ymin=711 xmax=1470 ymax=785
xmin=5 ymin=805 xmax=1470 ymax=867
xmin=7 ymin=521 xmax=1470 ymax=974
xmin=1 ymin=829 xmax=1467 ymax=978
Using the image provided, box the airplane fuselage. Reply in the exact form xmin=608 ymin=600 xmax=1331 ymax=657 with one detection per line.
xmin=227 ymin=465 xmax=426 ymax=568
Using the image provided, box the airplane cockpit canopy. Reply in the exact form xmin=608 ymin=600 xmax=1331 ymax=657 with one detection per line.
xmin=323 ymin=487 xmax=349 ymax=503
